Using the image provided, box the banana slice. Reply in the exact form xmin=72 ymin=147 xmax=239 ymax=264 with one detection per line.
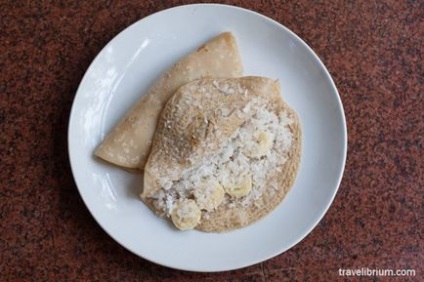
xmin=193 ymin=179 xmax=225 ymax=211
xmin=170 ymin=199 xmax=201 ymax=230
xmin=243 ymin=130 xmax=273 ymax=158
xmin=222 ymin=173 xmax=252 ymax=198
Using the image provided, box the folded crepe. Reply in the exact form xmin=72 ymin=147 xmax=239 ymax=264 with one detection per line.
xmin=95 ymin=32 xmax=243 ymax=170
xmin=142 ymin=77 xmax=302 ymax=232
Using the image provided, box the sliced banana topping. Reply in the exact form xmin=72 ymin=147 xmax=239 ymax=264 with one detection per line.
xmin=193 ymin=179 xmax=225 ymax=211
xmin=170 ymin=199 xmax=201 ymax=230
xmin=243 ymin=130 xmax=273 ymax=158
xmin=222 ymin=173 xmax=252 ymax=198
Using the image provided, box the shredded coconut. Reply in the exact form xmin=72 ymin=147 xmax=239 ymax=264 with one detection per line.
xmin=151 ymin=97 xmax=294 ymax=216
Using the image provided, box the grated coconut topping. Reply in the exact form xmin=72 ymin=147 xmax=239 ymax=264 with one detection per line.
xmin=151 ymin=94 xmax=294 ymax=217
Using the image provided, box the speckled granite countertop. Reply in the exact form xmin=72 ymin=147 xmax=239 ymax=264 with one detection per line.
xmin=1 ymin=0 xmax=422 ymax=281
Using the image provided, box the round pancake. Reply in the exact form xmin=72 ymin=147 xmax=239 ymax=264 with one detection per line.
xmin=142 ymin=76 xmax=302 ymax=232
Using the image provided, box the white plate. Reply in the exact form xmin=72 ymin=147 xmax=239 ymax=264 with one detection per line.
xmin=68 ymin=4 xmax=347 ymax=272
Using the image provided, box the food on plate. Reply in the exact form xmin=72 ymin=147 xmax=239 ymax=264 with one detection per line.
xmin=141 ymin=77 xmax=302 ymax=232
xmin=93 ymin=31 xmax=302 ymax=232
xmin=94 ymin=32 xmax=243 ymax=171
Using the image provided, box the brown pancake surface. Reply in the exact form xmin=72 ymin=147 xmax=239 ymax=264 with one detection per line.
xmin=95 ymin=32 xmax=243 ymax=170
xmin=142 ymin=77 xmax=302 ymax=232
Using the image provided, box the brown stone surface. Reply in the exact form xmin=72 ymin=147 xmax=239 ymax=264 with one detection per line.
xmin=1 ymin=0 xmax=422 ymax=281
